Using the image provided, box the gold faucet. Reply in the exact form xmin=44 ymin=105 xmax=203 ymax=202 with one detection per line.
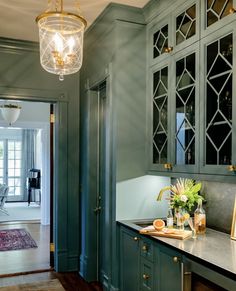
xmin=156 ymin=186 xmax=171 ymax=201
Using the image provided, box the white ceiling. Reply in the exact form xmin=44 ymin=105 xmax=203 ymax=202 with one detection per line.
xmin=0 ymin=0 xmax=149 ymax=42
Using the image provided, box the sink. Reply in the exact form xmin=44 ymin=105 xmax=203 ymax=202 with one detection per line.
xmin=133 ymin=218 xmax=167 ymax=228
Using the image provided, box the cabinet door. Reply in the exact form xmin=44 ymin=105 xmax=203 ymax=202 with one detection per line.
xmin=171 ymin=44 xmax=199 ymax=173
xmin=149 ymin=15 xmax=172 ymax=67
xmin=158 ymin=245 xmax=182 ymax=291
xmin=201 ymin=0 xmax=236 ymax=39
xmin=200 ymin=26 xmax=236 ymax=175
xmin=120 ymin=227 xmax=140 ymax=291
xmin=140 ymin=257 xmax=154 ymax=291
xmin=149 ymin=61 xmax=172 ymax=172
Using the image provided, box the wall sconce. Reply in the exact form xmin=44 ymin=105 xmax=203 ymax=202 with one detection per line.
xmin=0 ymin=104 xmax=21 ymax=126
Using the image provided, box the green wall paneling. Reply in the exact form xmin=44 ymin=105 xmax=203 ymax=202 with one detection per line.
xmin=0 ymin=37 xmax=80 ymax=272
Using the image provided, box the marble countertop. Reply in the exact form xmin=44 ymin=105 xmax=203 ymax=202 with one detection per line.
xmin=118 ymin=218 xmax=236 ymax=279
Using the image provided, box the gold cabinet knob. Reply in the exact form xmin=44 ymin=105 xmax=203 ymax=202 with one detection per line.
xmin=173 ymin=256 xmax=180 ymax=263
xmin=142 ymin=245 xmax=148 ymax=252
xmin=143 ymin=274 xmax=150 ymax=280
xmin=164 ymin=163 xmax=172 ymax=170
xmin=133 ymin=237 xmax=140 ymax=241
xmin=227 ymin=165 xmax=236 ymax=172
xmin=164 ymin=46 xmax=173 ymax=53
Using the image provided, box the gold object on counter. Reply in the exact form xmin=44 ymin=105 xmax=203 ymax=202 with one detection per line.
xmin=231 ymin=195 xmax=236 ymax=240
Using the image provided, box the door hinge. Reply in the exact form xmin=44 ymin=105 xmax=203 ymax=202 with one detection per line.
xmin=50 ymin=113 xmax=55 ymax=123
xmin=50 ymin=243 xmax=55 ymax=252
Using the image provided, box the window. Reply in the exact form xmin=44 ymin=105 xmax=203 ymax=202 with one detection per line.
xmin=0 ymin=131 xmax=23 ymax=201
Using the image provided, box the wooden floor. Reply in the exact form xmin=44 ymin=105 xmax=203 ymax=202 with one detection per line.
xmin=0 ymin=271 xmax=103 ymax=291
xmin=0 ymin=222 xmax=103 ymax=290
xmin=0 ymin=222 xmax=50 ymax=275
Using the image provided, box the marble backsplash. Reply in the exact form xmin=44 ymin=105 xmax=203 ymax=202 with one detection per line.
xmin=201 ymin=181 xmax=236 ymax=234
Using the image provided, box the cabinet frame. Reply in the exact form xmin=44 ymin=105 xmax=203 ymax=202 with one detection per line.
xmin=148 ymin=59 xmax=172 ymax=172
xmin=199 ymin=23 xmax=236 ymax=175
xmin=170 ymin=43 xmax=201 ymax=173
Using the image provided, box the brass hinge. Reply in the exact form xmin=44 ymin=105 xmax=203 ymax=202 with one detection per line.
xmin=50 ymin=243 xmax=55 ymax=252
xmin=50 ymin=113 xmax=55 ymax=123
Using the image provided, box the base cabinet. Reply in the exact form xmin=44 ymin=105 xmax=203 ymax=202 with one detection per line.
xmin=119 ymin=227 xmax=140 ymax=291
xmin=119 ymin=226 xmax=182 ymax=291
xmin=158 ymin=245 xmax=182 ymax=291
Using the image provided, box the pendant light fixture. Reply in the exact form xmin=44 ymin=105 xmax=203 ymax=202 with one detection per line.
xmin=0 ymin=104 xmax=21 ymax=126
xmin=36 ymin=0 xmax=87 ymax=81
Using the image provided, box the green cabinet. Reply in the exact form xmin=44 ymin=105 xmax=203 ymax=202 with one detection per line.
xmin=158 ymin=245 xmax=182 ymax=291
xmin=120 ymin=227 xmax=140 ymax=291
xmin=148 ymin=0 xmax=236 ymax=179
xmin=119 ymin=225 xmax=182 ymax=291
xmin=119 ymin=226 xmax=156 ymax=291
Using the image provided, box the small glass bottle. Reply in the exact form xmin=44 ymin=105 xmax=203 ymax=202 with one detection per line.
xmin=167 ymin=205 xmax=173 ymax=228
xmin=194 ymin=199 xmax=206 ymax=234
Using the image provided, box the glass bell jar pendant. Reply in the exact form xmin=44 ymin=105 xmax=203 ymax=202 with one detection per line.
xmin=36 ymin=0 xmax=87 ymax=81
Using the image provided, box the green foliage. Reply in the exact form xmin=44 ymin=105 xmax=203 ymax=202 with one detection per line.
xmin=158 ymin=178 xmax=203 ymax=212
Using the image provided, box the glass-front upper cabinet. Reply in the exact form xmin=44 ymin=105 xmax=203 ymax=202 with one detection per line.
xmin=200 ymin=28 xmax=236 ymax=175
xmin=149 ymin=1 xmax=199 ymax=65
xmin=172 ymin=48 xmax=199 ymax=173
xmin=202 ymin=0 xmax=236 ymax=37
xmin=151 ymin=63 xmax=171 ymax=171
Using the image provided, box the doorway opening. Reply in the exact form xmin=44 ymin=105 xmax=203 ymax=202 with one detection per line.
xmin=0 ymin=100 xmax=52 ymax=275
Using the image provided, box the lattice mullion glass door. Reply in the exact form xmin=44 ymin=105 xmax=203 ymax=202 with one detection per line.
xmin=200 ymin=28 xmax=235 ymax=175
xmin=7 ymin=139 xmax=22 ymax=201
xmin=0 ymin=141 xmax=5 ymax=184
xmin=201 ymin=0 xmax=236 ymax=39
xmin=0 ymin=139 xmax=23 ymax=201
xmin=171 ymin=45 xmax=199 ymax=173
xmin=174 ymin=0 xmax=199 ymax=55
xmin=151 ymin=62 xmax=172 ymax=171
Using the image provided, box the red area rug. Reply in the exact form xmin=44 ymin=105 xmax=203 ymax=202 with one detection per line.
xmin=0 ymin=228 xmax=37 ymax=251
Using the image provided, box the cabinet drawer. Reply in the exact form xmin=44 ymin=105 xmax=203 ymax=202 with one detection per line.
xmin=140 ymin=238 xmax=154 ymax=262
xmin=140 ymin=257 xmax=154 ymax=291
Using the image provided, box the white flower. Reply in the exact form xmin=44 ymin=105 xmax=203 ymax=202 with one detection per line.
xmin=180 ymin=194 xmax=188 ymax=203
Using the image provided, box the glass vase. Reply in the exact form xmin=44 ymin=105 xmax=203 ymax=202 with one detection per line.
xmin=175 ymin=208 xmax=187 ymax=231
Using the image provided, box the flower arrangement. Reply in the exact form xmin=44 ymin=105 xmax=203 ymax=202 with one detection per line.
xmin=157 ymin=178 xmax=203 ymax=212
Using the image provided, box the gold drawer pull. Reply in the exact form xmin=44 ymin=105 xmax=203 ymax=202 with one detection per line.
xmin=173 ymin=256 xmax=180 ymax=263
xmin=143 ymin=274 xmax=150 ymax=280
xmin=164 ymin=163 xmax=172 ymax=170
xmin=227 ymin=165 xmax=236 ymax=172
xmin=142 ymin=245 xmax=148 ymax=252
xmin=133 ymin=237 xmax=140 ymax=241
xmin=164 ymin=46 xmax=173 ymax=53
